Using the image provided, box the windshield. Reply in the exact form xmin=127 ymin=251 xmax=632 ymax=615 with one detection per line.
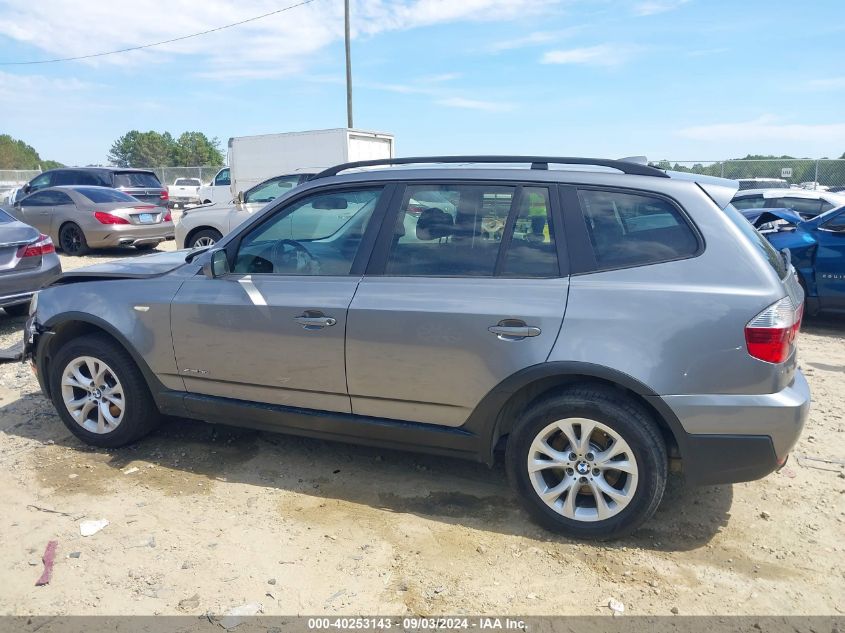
xmin=77 ymin=187 xmax=137 ymax=203
xmin=113 ymin=171 xmax=162 ymax=188
xmin=723 ymin=203 xmax=788 ymax=279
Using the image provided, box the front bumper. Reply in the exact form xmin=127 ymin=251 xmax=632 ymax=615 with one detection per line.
xmin=652 ymin=370 xmax=810 ymax=485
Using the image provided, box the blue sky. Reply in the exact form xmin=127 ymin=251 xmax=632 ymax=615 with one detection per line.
xmin=1 ymin=0 xmax=844 ymax=166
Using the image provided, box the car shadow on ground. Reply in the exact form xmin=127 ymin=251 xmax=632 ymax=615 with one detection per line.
xmin=1 ymin=388 xmax=734 ymax=552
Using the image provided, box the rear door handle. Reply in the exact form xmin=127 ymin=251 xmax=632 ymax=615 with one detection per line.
xmin=295 ymin=313 xmax=337 ymax=330
xmin=488 ymin=323 xmax=541 ymax=340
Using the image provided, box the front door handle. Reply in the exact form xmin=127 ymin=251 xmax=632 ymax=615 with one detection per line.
xmin=295 ymin=312 xmax=337 ymax=330
xmin=488 ymin=321 xmax=541 ymax=341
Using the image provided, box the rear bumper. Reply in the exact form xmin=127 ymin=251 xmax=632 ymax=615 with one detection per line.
xmin=86 ymin=223 xmax=175 ymax=248
xmin=0 ymin=254 xmax=62 ymax=308
xmin=651 ymin=370 xmax=810 ymax=485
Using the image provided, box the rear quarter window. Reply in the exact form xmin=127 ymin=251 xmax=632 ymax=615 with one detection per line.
xmin=577 ymin=189 xmax=699 ymax=269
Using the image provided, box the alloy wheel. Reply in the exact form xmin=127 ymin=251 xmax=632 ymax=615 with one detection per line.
xmin=527 ymin=417 xmax=638 ymax=522
xmin=60 ymin=356 xmax=125 ymax=434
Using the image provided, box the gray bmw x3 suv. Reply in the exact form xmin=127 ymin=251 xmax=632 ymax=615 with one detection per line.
xmin=1 ymin=157 xmax=809 ymax=539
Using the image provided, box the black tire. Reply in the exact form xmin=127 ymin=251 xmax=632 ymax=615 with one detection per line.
xmin=49 ymin=333 xmax=162 ymax=448
xmin=186 ymin=228 xmax=222 ymax=249
xmin=134 ymin=243 xmax=159 ymax=251
xmin=4 ymin=303 xmax=29 ymax=317
xmin=505 ymin=385 xmax=667 ymax=540
xmin=59 ymin=222 xmax=89 ymax=255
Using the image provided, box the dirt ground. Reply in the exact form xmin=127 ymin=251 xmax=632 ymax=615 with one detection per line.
xmin=0 ymin=241 xmax=843 ymax=617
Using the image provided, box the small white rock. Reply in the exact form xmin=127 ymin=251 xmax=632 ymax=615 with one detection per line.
xmin=608 ymin=598 xmax=625 ymax=615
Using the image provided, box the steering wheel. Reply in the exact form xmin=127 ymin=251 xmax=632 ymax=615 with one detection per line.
xmin=269 ymin=239 xmax=319 ymax=274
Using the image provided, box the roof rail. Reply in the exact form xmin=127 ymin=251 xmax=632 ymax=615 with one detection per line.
xmin=311 ymin=155 xmax=670 ymax=180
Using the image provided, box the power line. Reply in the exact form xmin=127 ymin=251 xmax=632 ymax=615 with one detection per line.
xmin=0 ymin=0 xmax=318 ymax=66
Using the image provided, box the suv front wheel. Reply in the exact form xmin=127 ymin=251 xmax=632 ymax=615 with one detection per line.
xmin=506 ymin=385 xmax=667 ymax=539
xmin=49 ymin=334 xmax=162 ymax=448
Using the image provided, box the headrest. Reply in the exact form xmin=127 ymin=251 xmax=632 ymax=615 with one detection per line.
xmin=416 ymin=208 xmax=454 ymax=241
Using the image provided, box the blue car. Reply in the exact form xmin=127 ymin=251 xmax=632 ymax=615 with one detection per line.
xmin=742 ymin=206 xmax=845 ymax=315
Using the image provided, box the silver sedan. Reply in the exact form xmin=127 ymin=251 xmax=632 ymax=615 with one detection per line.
xmin=8 ymin=186 xmax=174 ymax=255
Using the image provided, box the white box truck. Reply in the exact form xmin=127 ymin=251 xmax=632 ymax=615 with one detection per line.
xmin=231 ymin=128 xmax=394 ymax=201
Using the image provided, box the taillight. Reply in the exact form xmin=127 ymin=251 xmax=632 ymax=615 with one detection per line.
xmin=745 ymin=297 xmax=803 ymax=364
xmin=160 ymin=189 xmax=169 ymax=201
xmin=164 ymin=211 xmax=172 ymax=222
xmin=19 ymin=234 xmax=55 ymax=258
xmin=94 ymin=211 xmax=129 ymax=225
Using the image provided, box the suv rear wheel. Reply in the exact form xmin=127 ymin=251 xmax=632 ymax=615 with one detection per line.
xmin=505 ymin=385 xmax=667 ymax=539
xmin=49 ymin=334 xmax=162 ymax=448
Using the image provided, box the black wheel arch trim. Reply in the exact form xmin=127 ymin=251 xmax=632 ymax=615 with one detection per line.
xmin=459 ymin=361 xmax=690 ymax=465
xmin=36 ymin=311 xmax=169 ymax=405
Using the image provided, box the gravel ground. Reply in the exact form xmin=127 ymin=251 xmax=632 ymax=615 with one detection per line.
xmin=0 ymin=244 xmax=843 ymax=617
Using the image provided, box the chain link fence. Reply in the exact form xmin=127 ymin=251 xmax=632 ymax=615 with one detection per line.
xmin=0 ymin=169 xmax=42 ymax=186
xmin=654 ymin=159 xmax=845 ymax=191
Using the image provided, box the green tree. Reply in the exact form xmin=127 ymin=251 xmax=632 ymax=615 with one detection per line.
xmin=171 ymin=132 xmax=224 ymax=166
xmin=0 ymin=134 xmax=64 ymax=169
xmin=108 ymin=130 xmax=175 ymax=168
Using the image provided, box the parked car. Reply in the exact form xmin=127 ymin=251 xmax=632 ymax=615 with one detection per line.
xmin=732 ymin=188 xmax=845 ymax=218
xmin=8 ymin=186 xmax=174 ymax=255
xmin=168 ymin=178 xmax=202 ymax=208
xmin=15 ymin=167 xmax=170 ymax=207
xmin=736 ymin=178 xmax=789 ymax=190
xmin=176 ymin=173 xmax=312 ymax=248
xmin=0 ymin=208 xmax=61 ymax=316
xmin=197 ymin=167 xmax=230 ymax=205
xmin=0 ymin=156 xmax=808 ymax=540
xmin=743 ymin=205 xmax=845 ymax=315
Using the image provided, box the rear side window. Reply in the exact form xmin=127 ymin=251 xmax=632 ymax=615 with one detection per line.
xmin=52 ymin=171 xmax=106 ymax=186
xmin=578 ymin=189 xmax=699 ymax=269
xmin=113 ymin=172 xmax=162 ymax=188
xmin=77 ymin=187 xmax=137 ymax=203
xmin=501 ymin=187 xmax=559 ymax=277
xmin=773 ymin=197 xmax=823 ymax=215
xmin=386 ymin=184 xmax=514 ymax=277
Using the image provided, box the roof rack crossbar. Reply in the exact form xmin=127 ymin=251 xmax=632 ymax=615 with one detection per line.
xmin=312 ymin=155 xmax=669 ymax=179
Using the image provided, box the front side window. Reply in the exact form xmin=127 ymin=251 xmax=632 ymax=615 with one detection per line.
xmin=21 ymin=190 xmax=54 ymax=206
xmin=232 ymin=187 xmax=383 ymax=276
xmin=821 ymin=209 xmax=845 ymax=232
xmin=385 ymin=184 xmax=514 ymax=277
xmin=244 ymin=176 xmax=300 ymax=204
xmin=578 ymin=189 xmax=699 ymax=269
xmin=29 ymin=173 xmax=51 ymax=190
xmin=214 ymin=168 xmax=231 ymax=186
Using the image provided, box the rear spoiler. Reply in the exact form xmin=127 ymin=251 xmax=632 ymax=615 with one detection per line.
xmin=662 ymin=170 xmax=739 ymax=209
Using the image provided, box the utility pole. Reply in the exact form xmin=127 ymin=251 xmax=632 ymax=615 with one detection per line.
xmin=344 ymin=0 xmax=353 ymax=129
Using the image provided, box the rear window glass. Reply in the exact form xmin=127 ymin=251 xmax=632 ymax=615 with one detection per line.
xmin=722 ymin=203 xmax=787 ymax=279
xmin=578 ymin=189 xmax=699 ymax=269
xmin=0 ymin=209 xmax=13 ymax=223
xmin=174 ymin=178 xmax=200 ymax=186
xmin=76 ymin=187 xmax=137 ymax=203
xmin=113 ymin=172 xmax=162 ymax=188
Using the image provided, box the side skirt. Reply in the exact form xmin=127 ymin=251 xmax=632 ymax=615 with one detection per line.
xmin=157 ymin=391 xmax=484 ymax=462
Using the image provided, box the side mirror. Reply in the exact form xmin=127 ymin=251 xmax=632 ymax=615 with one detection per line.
xmin=202 ymin=250 xmax=230 ymax=278
xmin=23 ymin=184 xmax=31 ymax=194
xmin=237 ymin=191 xmax=245 ymax=204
